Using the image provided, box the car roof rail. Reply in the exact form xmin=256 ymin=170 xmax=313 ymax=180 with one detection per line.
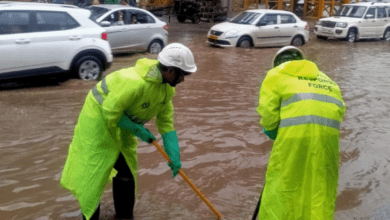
xmin=0 ymin=1 xmax=80 ymax=9
xmin=60 ymin=5 xmax=80 ymax=9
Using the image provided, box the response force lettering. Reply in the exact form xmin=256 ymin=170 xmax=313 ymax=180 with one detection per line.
xmin=298 ymin=76 xmax=337 ymax=85
xmin=298 ymin=76 xmax=334 ymax=91
xmin=308 ymin=83 xmax=332 ymax=91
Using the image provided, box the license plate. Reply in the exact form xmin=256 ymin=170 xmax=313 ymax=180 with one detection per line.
xmin=209 ymin=35 xmax=218 ymax=40
xmin=321 ymin=28 xmax=333 ymax=34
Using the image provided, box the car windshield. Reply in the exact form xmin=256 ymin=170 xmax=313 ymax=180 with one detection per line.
xmin=334 ymin=5 xmax=367 ymax=18
xmin=230 ymin=12 xmax=261 ymax=25
xmin=87 ymin=6 xmax=110 ymax=21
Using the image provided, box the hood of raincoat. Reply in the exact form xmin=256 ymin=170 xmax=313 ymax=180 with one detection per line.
xmin=134 ymin=58 xmax=164 ymax=84
xmin=275 ymin=60 xmax=319 ymax=79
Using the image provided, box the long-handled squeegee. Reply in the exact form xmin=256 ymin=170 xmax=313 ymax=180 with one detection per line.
xmin=152 ymin=140 xmax=223 ymax=220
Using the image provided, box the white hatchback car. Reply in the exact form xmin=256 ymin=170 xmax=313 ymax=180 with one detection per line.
xmin=314 ymin=2 xmax=390 ymax=42
xmin=207 ymin=9 xmax=310 ymax=48
xmin=0 ymin=2 xmax=113 ymax=81
xmin=87 ymin=5 xmax=168 ymax=54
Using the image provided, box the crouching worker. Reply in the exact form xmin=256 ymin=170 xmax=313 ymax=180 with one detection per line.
xmin=253 ymin=46 xmax=346 ymax=220
xmin=60 ymin=43 xmax=197 ymax=220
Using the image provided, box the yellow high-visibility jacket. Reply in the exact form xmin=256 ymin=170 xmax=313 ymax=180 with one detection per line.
xmin=257 ymin=60 xmax=346 ymax=220
xmin=60 ymin=59 xmax=175 ymax=220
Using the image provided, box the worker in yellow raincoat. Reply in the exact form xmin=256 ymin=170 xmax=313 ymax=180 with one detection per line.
xmin=60 ymin=43 xmax=197 ymax=220
xmin=253 ymin=46 xmax=346 ymax=220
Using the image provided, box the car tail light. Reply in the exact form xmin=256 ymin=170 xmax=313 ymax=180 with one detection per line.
xmin=305 ymin=23 xmax=310 ymax=31
xmin=102 ymin=32 xmax=108 ymax=40
xmin=163 ymin=25 xmax=168 ymax=31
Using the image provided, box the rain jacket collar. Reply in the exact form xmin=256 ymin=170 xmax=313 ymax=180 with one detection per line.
xmin=276 ymin=60 xmax=319 ymax=79
xmin=134 ymin=58 xmax=163 ymax=84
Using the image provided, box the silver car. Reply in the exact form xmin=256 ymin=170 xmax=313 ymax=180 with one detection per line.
xmin=87 ymin=5 xmax=168 ymax=54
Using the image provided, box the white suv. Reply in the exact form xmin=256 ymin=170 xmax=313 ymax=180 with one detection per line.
xmin=0 ymin=2 xmax=113 ymax=81
xmin=314 ymin=2 xmax=390 ymax=42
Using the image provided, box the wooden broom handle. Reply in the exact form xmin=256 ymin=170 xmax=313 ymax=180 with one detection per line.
xmin=152 ymin=141 xmax=223 ymax=220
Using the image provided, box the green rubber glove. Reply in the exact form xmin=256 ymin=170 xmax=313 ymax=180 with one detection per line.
xmin=117 ymin=115 xmax=156 ymax=143
xmin=162 ymin=131 xmax=182 ymax=178
xmin=263 ymin=127 xmax=278 ymax=140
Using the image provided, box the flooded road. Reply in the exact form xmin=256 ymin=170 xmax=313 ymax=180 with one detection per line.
xmin=1 ymin=18 xmax=390 ymax=220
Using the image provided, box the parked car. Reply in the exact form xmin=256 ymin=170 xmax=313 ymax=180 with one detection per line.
xmin=87 ymin=4 xmax=168 ymax=54
xmin=0 ymin=3 xmax=113 ymax=81
xmin=314 ymin=2 xmax=390 ymax=42
xmin=207 ymin=9 xmax=310 ymax=48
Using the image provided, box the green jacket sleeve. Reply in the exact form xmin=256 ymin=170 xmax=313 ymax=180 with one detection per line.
xmin=257 ymin=70 xmax=281 ymax=131
xmin=156 ymin=100 xmax=175 ymax=135
xmin=101 ymin=72 xmax=142 ymax=140
xmin=263 ymin=128 xmax=278 ymax=140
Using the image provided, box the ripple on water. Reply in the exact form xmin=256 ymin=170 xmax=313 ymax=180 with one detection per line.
xmin=60 ymin=210 xmax=81 ymax=218
xmin=0 ymin=168 xmax=21 ymax=173
xmin=12 ymin=184 xmax=41 ymax=193
xmin=0 ymin=180 xmax=19 ymax=187
xmin=55 ymin=195 xmax=76 ymax=202
xmin=0 ymin=202 xmax=45 ymax=211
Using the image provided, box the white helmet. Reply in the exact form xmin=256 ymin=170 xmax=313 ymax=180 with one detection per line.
xmin=158 ymin=43 xmax=197 ymax=73
xmin=272 ymin=46 xmax=304 ymax=68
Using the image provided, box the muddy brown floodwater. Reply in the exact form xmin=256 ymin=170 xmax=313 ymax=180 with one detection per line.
xmin=1 ymin=16 xmax=390 ymax=220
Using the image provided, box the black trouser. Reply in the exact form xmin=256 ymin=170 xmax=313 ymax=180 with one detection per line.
xmin=252 ymin=188 xmax=264 ymax=220
xmin=82 ymin=153 xmax=135 ymax=220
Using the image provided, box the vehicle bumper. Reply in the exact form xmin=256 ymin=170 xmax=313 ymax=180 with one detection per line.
xmin=304 ymin=30 xmax=310 ymax=43
xmin=107 ymin=53 xmax=113 ymax=63
xmin=163 ymin=32 xmax=168 ymax=47
xmin=103 ymin=52 xmax=113 ymax=71
xmin=207 ymin=34 xmax=237 ymax=48
xmin=314 ymin=25 xmax=348 ymax=38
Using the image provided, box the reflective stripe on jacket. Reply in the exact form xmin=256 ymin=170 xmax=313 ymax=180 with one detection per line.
xmin=257 ymin=60 xmax=346 ymax=220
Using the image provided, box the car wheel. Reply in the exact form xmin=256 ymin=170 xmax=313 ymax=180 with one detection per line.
xmin=291 ymin=36 xmax=304 ymax=46
xmin=148 ymin=40 xmax=164 ymax=54
xmin=383 ymin=28 xmax=390 ymax=41
xmin=74 ymin=56 xmax=102 ymax=81
xmin=316 ymin=35 xmax=328 ymax=40
xmin=192 ymin=15 xmax=200 ymax=24
xmin=177 ymin=15 xmax=186 ymax=23
xmin=237 ymin=36 xmax=252 ymax=48
xmin=346 ymin=29 xmax=356 ymax=43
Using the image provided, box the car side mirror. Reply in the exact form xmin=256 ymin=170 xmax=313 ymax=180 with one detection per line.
xmin=257 ymin=22 xmax=267 ymax=27
xmin=100 ymin=21 xmax=111 ymax=27
xmin=365 ymin=14 xmax=374 ymax=19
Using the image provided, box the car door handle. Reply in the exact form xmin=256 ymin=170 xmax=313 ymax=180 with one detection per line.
xmin=274 ymin=27 xmax=279 ymax=29
xmin=294 ymin=26 xmax=298 ymax=28
xmin=15 ymin=39 xmax=31 ymax=44
xmin=69 ymin=36 xmax=81 ymax=40
xmin=385 ymin=20 xmax=388 ymax=21
xmin=147 ymin=26 xmax=152 ymax=29
xmin=121 ymin=28 xmax=127 ymax=32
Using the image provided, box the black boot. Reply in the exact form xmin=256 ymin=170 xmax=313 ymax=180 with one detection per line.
xmin=113 ymin=177 xmax=135 ymax=220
